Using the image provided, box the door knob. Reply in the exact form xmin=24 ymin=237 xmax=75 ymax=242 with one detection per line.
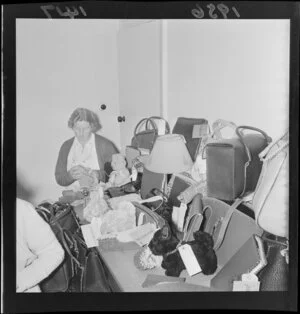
xmin=117 ymin=116 xmax=125 ymax=123
xmin=100 ymin=104 xmax=106 ymax=110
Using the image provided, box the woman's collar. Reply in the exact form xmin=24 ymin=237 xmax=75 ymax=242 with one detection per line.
xmin=74 ymin=132 xmax=95 ymax=148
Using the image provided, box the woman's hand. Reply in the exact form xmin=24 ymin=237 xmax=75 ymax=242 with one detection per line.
xmin=69 ymin=165 xmax=87 ymax=180
xmin=90 ymin=170 xmax=100 ymax=183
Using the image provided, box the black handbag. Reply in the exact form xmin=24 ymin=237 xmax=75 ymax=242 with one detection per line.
xmin=36 ymin=202 xmax=112 ymax=292
xmin=69 ymin=234 xmax=112 ymax=292
xmin=257 ymin=232 xmax=289 ymax=291
xmin=206 ymin=126 xmax=272 ymax=201
xmin=36 ymin=202 xmax=81 ymax=292
xmin=106 ymin=172 xmax=143 ymax=198
xmin=172 ymin=117 xmax=209 ymax=161
xmin=131 ymin=116 xmax=170 ymax=151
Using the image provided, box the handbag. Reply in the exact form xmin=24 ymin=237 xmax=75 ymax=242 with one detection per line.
xmin=166 ymin=172 xmax=197 ymax=207
xmin=106 ymin=172 xmax=143 ymax=198
xmin=172 ymin=117 xmax=209 ymax=161
xmin=97 ymin=199 xmax=166 ymax=253
xmin=131 ymin=116 xmax=170 ymax=151
xmin=252 ymin=130 xmax=289 ymax=238
xmin=257 ymin=232 xmax=289 ymax=291
xmin=36 ymin=202 xmax=83 ymax=292
xmin=191 ymin=119 xmax=238 ymax=187
xmin=69 ymin=234 xmax=112 ymax=292
xmin=206 ymin=126 xmax=272 ymax=201
xmin=160 ymin=195 xmax=262 ymax=288
xmin=199 ymin=197 xmax=262 ymax=267
xmin=140 ymin=167 xmax=165 ymax=199
xmin=36 ymin=202 xmax=112 ymax=292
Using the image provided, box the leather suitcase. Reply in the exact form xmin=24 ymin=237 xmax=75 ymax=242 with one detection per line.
xmin=206 ymin=126 xmax=272 ymax=201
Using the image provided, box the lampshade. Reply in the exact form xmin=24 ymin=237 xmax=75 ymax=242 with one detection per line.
xmin=145 ymin=134 xmax=193 ymax=174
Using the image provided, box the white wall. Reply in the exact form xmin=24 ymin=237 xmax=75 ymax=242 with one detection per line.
xmin=166 ymin=20 xmax=290 ymax=139
xmin=17 ymin=19 xmax=120 ymax=205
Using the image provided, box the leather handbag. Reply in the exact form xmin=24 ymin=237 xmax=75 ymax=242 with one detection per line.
xmin=191 ymin=119 xmax=238 ymax=187
xmin=199 ymin=197 xmax=262 ymax=267
xmin=36 ymin=202 xmax=81 ymax=292
xmin=209 ymin=231 xmax=288 ymax=291
xmin=140 ymin=167 xmax=165 ymax=199
xmin=36 ymin=202 xmax=112 ymax=292
xmin=131 ymin=116 xmax=170 ymax=151
xmin=165 ymin=194 xmax=262 ymax=265
xmin=206 ymin=126 xmax=272 ymax=201
xmin=252 ymin=130 xmax=289 ymax=238
xmin=106 ymin=172 xmax=143 ymax=198
xmin=172 ymin=117 xmax=209 ymax=161
xmin=125 ymin=146 xmax=142 ymax=169
xmin=70 ymin=234 xmax=112 ymax=292
xmin=166 ymin=172 xmax=197 ymax=207
xmin=257 ymin=232 xmax=289 ymax=291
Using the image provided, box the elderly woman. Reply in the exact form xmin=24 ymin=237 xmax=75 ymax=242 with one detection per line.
xmin=55 ymin=108 xmax=119 ymax=189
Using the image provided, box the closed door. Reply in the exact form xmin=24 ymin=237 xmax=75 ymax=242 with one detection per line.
xmin=117 ymin=20 xmax=162 ymax=153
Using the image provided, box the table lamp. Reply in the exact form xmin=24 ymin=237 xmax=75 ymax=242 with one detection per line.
xmin=144 ymin=134 xmax=194 ymax=194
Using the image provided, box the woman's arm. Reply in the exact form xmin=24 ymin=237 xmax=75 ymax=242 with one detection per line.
xmin=55 ymin=141 xmax=76 ymax=186
xmin=17 ymin=202 xmax=65 ymax=292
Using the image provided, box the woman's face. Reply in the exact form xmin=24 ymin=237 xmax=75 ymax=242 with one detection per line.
xmin=73 ymin=120 xmax=92 ymax=145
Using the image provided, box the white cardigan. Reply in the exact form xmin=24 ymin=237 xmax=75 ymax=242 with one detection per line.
xmin=16 ymin=198 xmax=65 ymax=292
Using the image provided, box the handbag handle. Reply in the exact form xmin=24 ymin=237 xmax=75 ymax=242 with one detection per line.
xmin=134 ymin=117 xmax=158 ymax=136
xmin=236 ymin=126 xmax=272 ymax=162
xmin=235 ymin=126 xmax=272 ymax=197
xmin=259 ymin=130 xmax=289 ymax=161
xmin=203 ymin=198 xmax=243 ymax=251
xmin=197 ymin=120 xmax=238 ymax=160
xmin=146 ymin=116 xmax=171 ymax=134
xmin=132 ymin=202 xmax=166 ymax=229
xmin=60 ymin=228 xmax=84 ymax=270
xmin=211 ymin=119 xmax=237 ymax=139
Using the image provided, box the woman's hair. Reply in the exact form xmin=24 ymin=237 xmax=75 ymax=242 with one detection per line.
xmin=68 ymin=108 xmax=102 ymax=132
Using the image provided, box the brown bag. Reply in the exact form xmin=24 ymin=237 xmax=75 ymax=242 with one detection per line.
xmin=131 ymin=116 xmax=170 ymax=151
xmin=206 ymin=126 xmax=272 ymax=201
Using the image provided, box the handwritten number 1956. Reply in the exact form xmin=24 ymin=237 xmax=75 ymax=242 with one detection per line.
xmin=192 ymin=3 xmax=240 ymax=19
